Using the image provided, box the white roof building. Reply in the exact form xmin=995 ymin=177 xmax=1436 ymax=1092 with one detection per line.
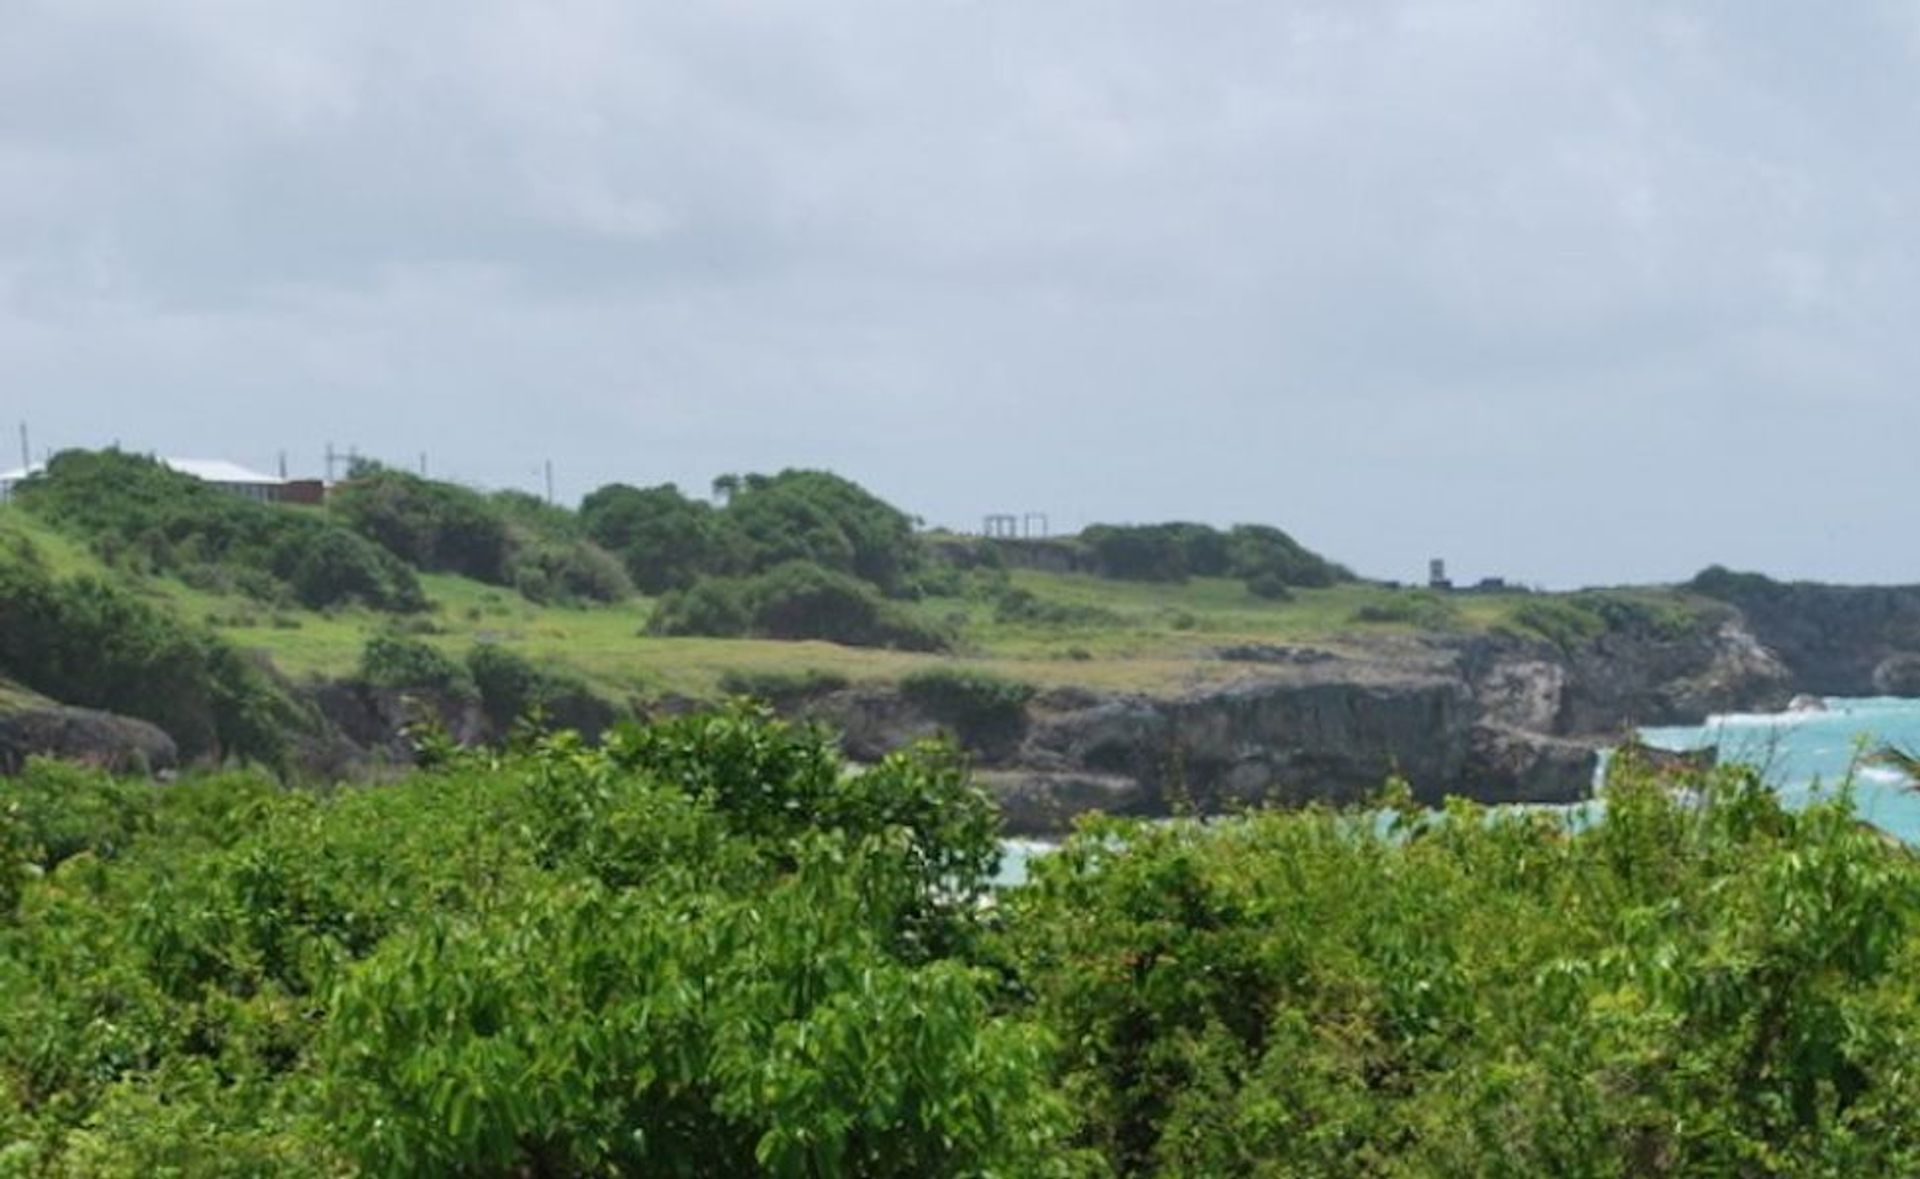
xmin=0 ymin=458 xmax=288 ymax=503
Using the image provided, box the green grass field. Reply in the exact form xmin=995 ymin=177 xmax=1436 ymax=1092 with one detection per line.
xmin=0 ymin=505 xmax=1711 ymax=702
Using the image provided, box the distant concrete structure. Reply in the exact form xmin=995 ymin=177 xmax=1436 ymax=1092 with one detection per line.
xmin=0 ymin=458 xmax=292 ymax=505
xmin=1428 ymin=558 xmax=1452 ymax=591
xmin=983 ymin=514 xmax=1020 ymax=538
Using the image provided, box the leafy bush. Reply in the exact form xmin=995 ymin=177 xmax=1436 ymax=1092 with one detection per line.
xmin=329 ymin=468 xmax=515 ymax=584
xmin=581 ymin=482 xmax=726 ymax=594
xmin=1077 ymin=521 xmax=1350 ymax=590
xmin=14 ymin=449 xmax=423 ymax=612
xmin=358 ymin=634 xmax=475 ymax=700
xmin=1003 ymin=769 xmax=1920 ymax=1175
xmin=1227 ymin=523 xmax=1350 ymax=589
xmin=645 ymin=576 xmax=753 ymax=637
xmin=1511 ymin=597 xmax=1609 ymax=650
xmin=650 ymin=562 xmax=952 ymax=651
xmin=465 ymin=644 xmax=616 ymax=737
xmin=716 ymin=667 xmax=852 ymax=703
xmin=1690 ymin=564 xmax=1786 ymax=603
xmin=1079 ymin=524 xmax=1192 ymax=582
xmin=722 ymin=469 xmax=925 ymax=596
xmin=1351 ymin=591 xmax=1459 ymax=630
xmin=505 ymin=537 xmax=633 ymax=605
xmin=994 ymin=587 xmax=1122 ymax=627
xmin=900 ymin=667 xmax=1036 ymax=753
xmin=1244 ymin=571 xmax=1295 ymax=601
xmin=1513 ymin=593 xmax=1708 ymax=650
xmin=0 ymin=552 xmax=299 ymax=764
xmin=4 ymin=714 xmax=1920 ymax=1173
xmin=0 ymin=709 xmax=1077 ymax=1173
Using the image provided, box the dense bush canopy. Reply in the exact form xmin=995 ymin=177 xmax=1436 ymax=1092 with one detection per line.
xmin=332 ymin=469 xmax=629 ymax=605
xmin=1 ymin=712 xmax=1919 ymax=1174
xmin=13 ymin=451 xmax=424 ymax=612
xmin=584 ymin=470 xmax=926 ymax=599
xmin=2 ymin=723 xmax=1918 ymax=1175
xmin=649 ymin=561 xmax=951 ymax=651
xmin=0 ymin=709 xmax=1068 ymax=1175
xmin=1077 ymin=522 xmax=1350 ymax=591
xmin=0 ymin=538 xmax=300 ymax=765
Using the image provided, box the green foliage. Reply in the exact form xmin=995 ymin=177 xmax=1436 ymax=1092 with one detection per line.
xmin=506 ymin=534 xmax=634 ymax=606
xmin=1003 ymin=769 xmax=1920 ymax=1175
xmin=1 ymin=759 xmax=156 ymax=870
xmin=1078 ymin=522 xmax=1350 ymax=591
xmin=0 ymin=708 xmax=1076 ymax=1173
xmin=357 ymin=634 xmax=475 ymax=700
xmin=0 ymin=554 xmax=299 ymax=764
xmin=1511 ymin=596 xmax=1610 ymax=649
xmin=329 ymin=468 xmax=515 ymax=584
xmin=1243 ymin=571 xmax=1294 ymax=601
xmin=581 ymin=481 xmax=726 ymax=594
xmin=584 ymin=470 xmax=927 ymax=601
xmin=1080 ymin=525 xmax=1192 ymax=583
xmin=1350 ymin=590 xmax=1460 ymax=630
xmin=1691 ymin=564 xmax=1787 ymax=603
xmin=464 ymin=644 xmax=616 ymax=738
xmin=723 ymin=470 xmax=924 ymax=596
xmin=651 ymin=562 xmax=952 ymax=651
xmin=717 ymin=667 xmax=853 ymax=703
xmin=901 ymin=668 xmax=1036 ymax=752
xmin=14 ymin=449 xmax=423 ymax=612
xmin=995 ymin=586 xmax=1124 ymax=627
xmin=1513 ymin=592 xmax=1709 ymax=650
xmin=4 ymin=715 xmax=1920 ymax=1175
xmin=1227 ymin=523 xmax=1350 ymax=589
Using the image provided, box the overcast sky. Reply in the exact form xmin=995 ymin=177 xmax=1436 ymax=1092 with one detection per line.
xmin=6 ymin=1 xmax=1920 ymax=586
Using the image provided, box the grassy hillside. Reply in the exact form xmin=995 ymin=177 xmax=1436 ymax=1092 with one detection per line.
xmin=0 ymin=503 xmax=1723 ymax=705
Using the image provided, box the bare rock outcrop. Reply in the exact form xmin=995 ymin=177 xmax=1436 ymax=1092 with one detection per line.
xmin=0 ymin=705 xmax=179 ymax=776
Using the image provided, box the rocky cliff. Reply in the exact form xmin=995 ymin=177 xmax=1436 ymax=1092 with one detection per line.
xmin=1690 ymin=574 xmax=1920 ymax=697
xmin=805 ymin=617 xmax=1798 ymax=835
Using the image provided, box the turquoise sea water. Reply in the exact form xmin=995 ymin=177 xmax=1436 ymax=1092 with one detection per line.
xmin=995 ymin=697 xmax=1920 ymax=886
xmin=1640 ymin=696 xmax=1920 ymax=841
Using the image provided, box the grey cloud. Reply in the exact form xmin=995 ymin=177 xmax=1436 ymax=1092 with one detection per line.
xmin=7 ymin=0 xmax=1920 ymax=585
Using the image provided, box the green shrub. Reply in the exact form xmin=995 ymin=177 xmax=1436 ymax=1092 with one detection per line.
xmin=329 ymin=467 xmax=515 ymax=584
xmin=1079 ymin=524 xmax=1191 ymax=582
xmin=1351 ymin=591 xmax=1459 ymax=630
xmin=506 ymin=538 xmax=633 ymax=605
xmin=716 ymin=667 xmax=852 ymax=703
xmin=650 ymin=562 xmax=951 ymax=651
xmin=1227 ymin=522 xmax=1350 ymax=589
xmin=358 ymin=634 xmax=475 ymax=700
xmin=0 ymin=555 xmax=298 ymax=764
xmin=1244 ymin=571 xmax=1295 ymax=601
xmin=1511 ymin=597 xmax=1609 ymax=649
xmin=14 ymin=449 xmax=423 ymax=612
xmin=465 ymin=645 xmax=615 ymax=737
xmin=901 ymin=668 xmax=1035 ymax=751
xmin=994 ymin=587 xmax=1122 ymax=627
xmin=646 ymin=577 xmax=753 ymax=637
xmin=580 ymin=482 xmax=725 ymax=594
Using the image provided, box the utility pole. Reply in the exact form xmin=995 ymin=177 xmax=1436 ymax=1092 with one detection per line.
xmin=325 ymin=442 xmax=338 ymax=483
xmin=419 ymin=452 xmax=428 ymax=478
xmin=278 ymin=451 xmax=288 ymax=480
xmin=544 ymin=460 xmax=555 ymax=505
xmin=17 ymin=422 xmax=28 ymax=471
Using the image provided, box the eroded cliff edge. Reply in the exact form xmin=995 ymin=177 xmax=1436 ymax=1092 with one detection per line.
xmin=805 ymin=615 xmax=1797 ymax=835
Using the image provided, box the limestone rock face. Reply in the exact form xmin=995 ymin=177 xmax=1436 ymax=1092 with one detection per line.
xmin=1462 ymin=724 xmax=1598 ymax=805
xmin=1873 ymin=653 xmax=1920 ymax=697
xmin=0 ymin=705 xmax=179 ymax=776
xmin=973 ymin=770 xmax=1153 ymax=836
